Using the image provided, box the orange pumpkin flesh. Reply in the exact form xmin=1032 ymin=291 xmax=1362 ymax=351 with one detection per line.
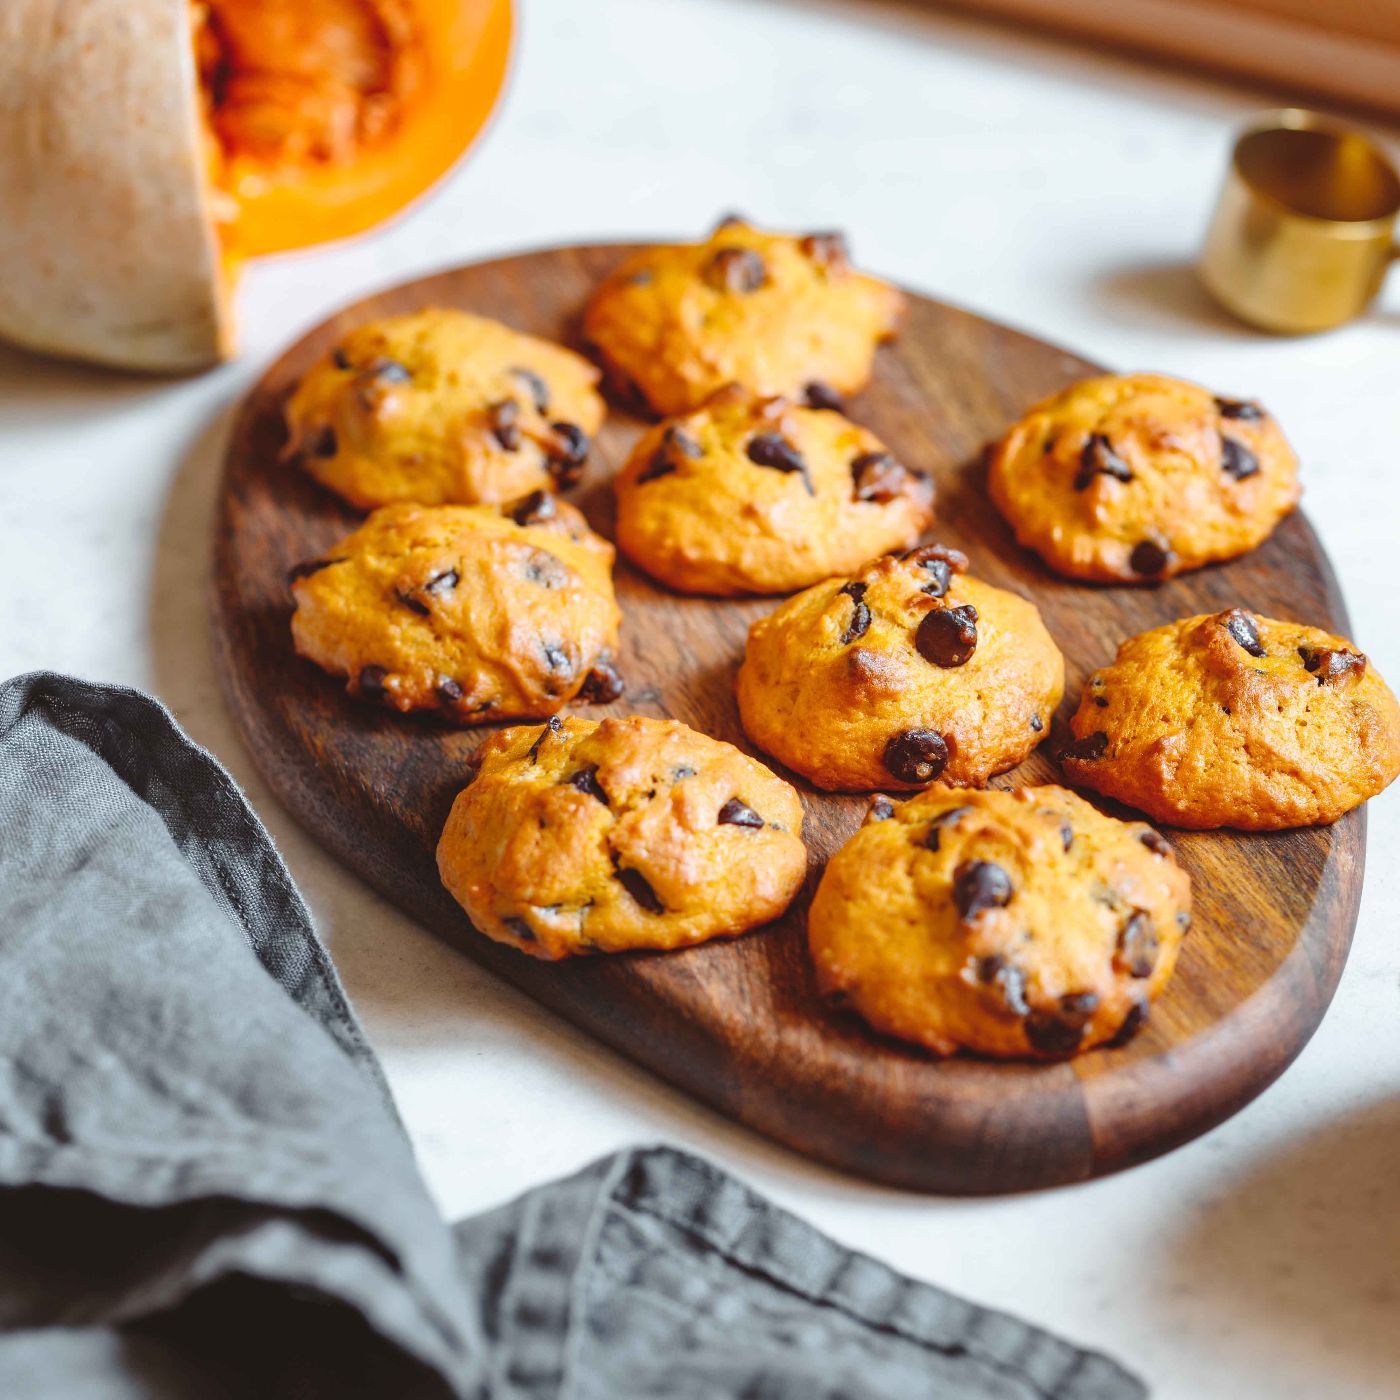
xmin=194 ymin=0 xmax=511 ymax=260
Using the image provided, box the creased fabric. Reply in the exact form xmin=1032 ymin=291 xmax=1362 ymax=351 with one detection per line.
xmin=0 ymin=672 xmax=1146 ymax=1399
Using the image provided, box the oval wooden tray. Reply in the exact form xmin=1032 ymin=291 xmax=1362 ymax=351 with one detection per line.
xmin=211 ymin=243 xmax=1365 ymax=1194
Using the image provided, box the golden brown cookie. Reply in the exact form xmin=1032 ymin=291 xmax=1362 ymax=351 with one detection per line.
xmin=614 ymin=387 xmax=934 ymax=595
xmin=288 ymin=495 xmax=623 ymax=722
xmin=437 ymin=715 xmax=807 ymax=959
xmin=987 ymin=372 xmax=1300 ymax=582
xmin=284 ymin=308 xmax=604 ymax=509
xmin=581 ymin=217 xmax=906 ymax=416
xmin=808 ymin=785 xmax=1191 ymax=1058
xmin=1061 ymin=608 xmax=1400 ymax=829
xmin=736 ymin=545 xmax=1064 ymax=791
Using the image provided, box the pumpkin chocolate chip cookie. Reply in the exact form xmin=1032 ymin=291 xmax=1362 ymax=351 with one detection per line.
xmin=436 ymin=715 xmax=807 ymax=959
xmin=614 ymin=386 xmax=934 ymax=595
xmin=736 ymin=545 xmax=1063 ymax=791
xmin=1061 ymin=607 xmax=1400 ymax=829
xmin=581 ymin=217 xmax=906 ymax=416
xmin=987 ymin=372 xmax=1300 ymax=582
xmin=808 ymin=785 xmax=1191 ymax=1058
xmin=288 ymin=496 xmax=623 ymax=721
xmin=284 ymin=308 xmax=604 ymax=510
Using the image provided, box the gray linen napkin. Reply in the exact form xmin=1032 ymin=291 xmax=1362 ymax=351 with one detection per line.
xmin=0 ymin=671 xmax=1146 ymax=1399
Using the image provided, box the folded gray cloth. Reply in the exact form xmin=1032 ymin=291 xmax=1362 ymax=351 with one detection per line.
xmin=0 ymin=671 xmax=1146 ymax=1400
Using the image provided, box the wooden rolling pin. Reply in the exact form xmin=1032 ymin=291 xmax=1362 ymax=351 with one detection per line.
xmin=937 ymin=0 xmax=1400 ymax=118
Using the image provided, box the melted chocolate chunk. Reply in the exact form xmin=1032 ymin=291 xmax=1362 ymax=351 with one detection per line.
xmin=523 ymin=550 xmax=568 ymax=589
xmin=510 ymin=366 xmax=550 ymax=414
xmin=747 ymin=433 xmax=812 ymax=495
xmin=1128 ymin=540 xmax=1172 ymax=577
xmin=718 ymin=797 xmax=764 ymax=828
xmin=1108 ymin=997 xmax=1150 ymax=1047
xmin=1075 ymin=433 xmax=1133 ymax=490
xmin=953 ymin=859 xmax=1013 ymax=919
xmin=977 ymin=955 xmax=1030 ymax=1017
xmin=310 ymin=425 xmax=338 ymax=458
xmin=838 ymin=581 xmax=871 ymax=644
xmin=1029 ymin=713 xmax=1044 ymax=732
xmin=332 ymin=348 xmax=351 ymax=371
xmin=1215 ymin=397 xmax=1264 ymax=421
xmin=903 ymin=543 xmax=967 ymax=599
xmin=804 ymin=380 xmax=845 ymax=412
xmin=1063 ymin=731 xmax=1109 ymax=761
xmin=916 ymin=604 xmax=979 ymax=668
xmin=578 ymin=658 xmax=625 ymax=704
xmin=504 ymin=916 xmax=536 ymax=943
xmin=542 ymin=642 xmax=573 ymax=677
xmin=799 ymin=231 xmax=850 ymax=268
xmin=1221 ymin=436 xmax=1259 ymax=481
xmin=509 ymin=490 xmax=556 ymax=526
xmin=436 ymin=677 xmax=464 ymax=704
xmin=1139 ymin=828 xmax=1172 ymax=858
xmin=1060 ymin=821 xmax=1074 ymax=852
xmin=882 ymin=729 xmax=950 ymax=784
xmin=923 ymin=806 xmax=970 ymax=852
xmin=637 ymin=451 xmax=676 ymax=484
xmin=357 ymin=665 xmax=388 ymax=702
xmin=1025 ymin=992 xmax=1099 ymax=1055
xmin=546 ymin=422 xmax=590 ymax=489
xmin=424 ymin=568 xmax=459 ymax=597
xmin=851 ymin=451 xmax=919 ymax=503
xmin=867 ymin=796 xmax=896 ymax=822
xmin=567 ymin=764 xmax=609 ymax=804
xmin=1299 ymin=645 xmax=1367 ymax=685
xmin=488 ymin=399 xmax=521 ymax=451
xmin=1115 ymin=912 xmax=1160 ymax=979
xmin=616 ymin=867 xmax=664 ymax=914
xmin=527 ymin=715 xmax=562 ymax=762
xmin=396 ymin=589 xmax=430 ymax=616
xmin=1221 ymin=607 xmax=1265 ymax=657
xmin=708 ymin=246 xmax=767 ymax=293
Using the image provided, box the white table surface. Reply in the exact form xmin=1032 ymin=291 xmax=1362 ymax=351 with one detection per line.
xmin=3 ymin=2 xmax=1399 ymax=1395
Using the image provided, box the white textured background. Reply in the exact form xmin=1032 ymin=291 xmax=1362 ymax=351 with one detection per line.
xmin=2 ymin=2 xmax=1398 ymax=1396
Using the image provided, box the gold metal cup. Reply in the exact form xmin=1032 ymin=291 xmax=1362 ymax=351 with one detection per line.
xmin=1200 ymin=110 xmax=1400 ymax=333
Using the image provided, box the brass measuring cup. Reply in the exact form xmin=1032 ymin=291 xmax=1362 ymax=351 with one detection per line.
xmin=1200 ymin=109 xmax=1400 ymax=333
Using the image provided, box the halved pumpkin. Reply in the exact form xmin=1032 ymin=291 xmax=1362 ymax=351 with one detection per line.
xmin=0 ymin=0 xmax=510 ymax=371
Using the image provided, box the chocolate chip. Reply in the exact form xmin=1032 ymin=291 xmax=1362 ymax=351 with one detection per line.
xmin=1215 ymin=397 xmax=1264 ymax=421
xmin=424 ymin=568 xmax=459 ymax=597
xmin=1221 ymin=437 xmax=1259 ymax=481
xmin=1093 ymin=695 xmax=1108 ymax=708
xmin=1115 ymin=912 xmax=1159 ymax=979
xmin=527 ymin=715 xmax=562 ymax=762
xmin=838 ymin=581 xmax=871 ymax=644
xmin=510 ymin=366 xmax=550 ymax=414
xmin=1063 ymin=731 xmax=1109 ymax=761
xmin=509 ymin=490 xmax=556 ymax=526
xmin=916 ymin=604 xmax=979 ymax=668
xmin=867 ymin=795 xmax=896 ymax=822
xmin=747 ymin=433 xmax=812 ymax=495
xmin=546 ymin=422 xmax=590 ymax=489
xmin=850 ymin=450 xmax=921 ymax=504
xmin=1299 ymin=645 xmax=1367 ymax=685
xmin=578 ymin=657 xmax=625 ymax=704
xmin=1108 ymin=997 xmax=1149 ymax=1047
xmin=286 ymin=557 xmax=342 ymax=585
xmin=1128 ymin=540 xmax=1172 ymax=577
xmin=1176 ymin=909 xmax=1192 ymax=931
xmin=1029 ymin=714 xmax=1044 ymax=732
xmin=488 ymin=399 xmax=520 ymax=451
xmin=357 ymin=665 xmax=388 ymax=702
xmin=977 ymin=955 xmax=1030 ymax=1017
xmin=718 ymin=797 xmax=764 ymax=828
xmin=524 ymin=549 xmax=568 ymax=588
xmin=504 ymin=916 xmax=536 ymax=943
xmin=882 ymin=729 xmax=950 ymax=784
xmin=667 ymin=425 xmax=704 ymax=457
xmin=332 ymin=347 xmax=351 ymax=370
xmin=637 ymin=451 xmax=676 ymax=484
xmin=903 ymin=543 xmax=967 ymax=598
xmin=1025 ymin=992 xmax=1099 ymax=1055
xmin=567 ymin=764 xmax=609 ymax=804
xmin=310 ymin=426 xmax=337 ymax=458
xmin=396 ymin=589 xmax=430 ymax=616
xmin=542 ymin=642 xmax=573 ymax=677
xmin=953 ymin=860 xmax=1013 ymax=920
xmin=365 ymin=356 xmax=411 ymax=384
xmin=799 ymin=230 xmax=850 ymax=269
xmin=1060 ymin=821 xmax=1074 ymax=852
xmin=436 ymin=677 xmax=464 ymax=704
xmin=638 ymin=424 xmax=702 ymax=485
xmin=923 ymin=806 xmax=969 ymax=851
xmin=1075 ymin=433 xmax=1133 ymax=490
xmin=1221 ymin=607 xmax=1265 ymax=657
xmin=1139 ymin=828 xmax=1172 ymax=857
xmin=708 ymin=246 xmax=767 ymax=293
xmin=617 ymin=867 xmax=664 ymax=914
xmin=804 ymin=380 xmax=845 ymax=412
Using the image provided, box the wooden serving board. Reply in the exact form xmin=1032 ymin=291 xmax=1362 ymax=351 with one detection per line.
xmin=211 ymin=244 xmax=1365 ymax=1194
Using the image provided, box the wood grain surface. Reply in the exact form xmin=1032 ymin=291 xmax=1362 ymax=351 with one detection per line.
xmin=210 ymin=243 xmax=1365 ymax=1194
